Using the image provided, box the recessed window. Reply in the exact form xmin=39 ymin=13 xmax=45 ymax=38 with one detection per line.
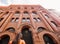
xmin=51 ymin=21 xmax=57 ymax=27
xmin=0 ymin=12 xmax=3 ymax=14
xmin=45 ymin=14 xmax=49 ymax=18
xmin=11 ymin=18 xmax=15 ymax=22
xmin=37 ymin=18 xmax=41 ymax=22
xmin=6 ymin=27 xmax=15 ymax=33
xmin=25 ymin=7 xmax=27 ymax=9
xmin=37 ymin=27 xmax=45 ymax=33
xmin=31 ymin=7 xmax=34 ymax=9
xmin=24 ymin=11 xmax=28 ymax=15
xmin=22 ymin=18 xmax=26 ymax=22
xmin=15 ymin=18 xmax=19 ymax=22
xmin=33 ymin=18 xmax=37 ymax=22
xmin=18 ymin=7 xmax=20 ymax=9
xmin=10 ymin=7 xmax=12 ymax=9
xmin=26 ymin=18 xmax=30 ymax=22
xmin=5 ymin=12 xmax=9 ymax=15
xmin=15 ymin=11 xmax=20 ymax=16
xmin=43 ymin=34 xmax=56 ymax=44
xmin=0 ymin=18 xmax=4 ymax=22
xmin=32 ymin=11 xmax=37 ymax=15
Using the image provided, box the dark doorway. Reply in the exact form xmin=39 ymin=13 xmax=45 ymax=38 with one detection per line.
xmin=21 ymin=26 xmax=33 ymax=44
xmin=43 ymin=34 xmax=55 ymax=44
xmin=0 ymin=35 xmax=10 ymax=44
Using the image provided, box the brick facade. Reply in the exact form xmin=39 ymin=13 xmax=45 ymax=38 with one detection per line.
xmin=0 ymin=5 xmax=60 ymax=44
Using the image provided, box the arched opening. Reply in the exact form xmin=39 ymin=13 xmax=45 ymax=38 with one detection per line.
xmin=43 ymin=34 xmax=57 ymax=44
xmin=51 ymin=21 xmax=57 ymax=27
xmin=21 ymin=26 xmax=33 ymax=44
xmin=15 ymin=11 xmax=20 ymax=16
xmin=24 ymin=11 xmax=29 ymax=15
xmin=0 ymin=35 xmax=10 ymax=44
xmin=0 ymin=18 xmax=4 ymax=22
xmin=32 ymin=11 xmax=37 ymax=15
xmin=6 ymin=27 xmax=15 ymax=33
xmin=37 ymin=27 xmax=46 ymax=33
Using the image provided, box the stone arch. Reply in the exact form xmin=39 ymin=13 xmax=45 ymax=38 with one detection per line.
xmin=5 ymin=27 xmax=15 ymax=33
xmin=21 ymin=25 xmax=31 ymax=31
xmin=51 ymin=21 xmax=57 ymax=26
xmin=0 ymin=31 xmax=16 ymax=41
xmin=37 ymin=27 xmax=46 ymax=33
xmin=43 ymin=34 xmax=57 ymax=44
xmin=21 ymin=25 xmax=33 ymax=44
xmin=38 ymin=31 xmax=60 ymax=44
xmin=0 ymin=34 xmax=10 ymax=44
xmin=18 ymin=24 xmax=34 ymax=33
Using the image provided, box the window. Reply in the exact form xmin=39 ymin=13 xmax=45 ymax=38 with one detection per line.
xmin=33 ymin=18 xmax=37 ymax=22
xmin=43 ymin=34 xmax=56 ymax=44
xmin=25 ymin=7 xmax=27 ymax=9
xmin=10 ymin=7 xmax=12 ymax=9
xmin=22 ymin=18 xmax=26 ymax=22
xmin=37 ymin=27 xmax=45 ymax=33
xmin=6 ymin=27 xmax=15 ymax=33
xmin=32 ymin=11 xmax=37 ymax=15
xmin=26 ymin=18 xmax=30 ymax=22
xmin=0 ymin=18 xmax=4 ymax=22
xmin=11 ymin=18 xmax=15 ymax=22
xmin=18 ymin=7 xmax=20 ymax=9
xmin=45 ymin=14 xmax=49 ymax=18
xmin=15 ymin=11 xmax=20 ymax=16
xmin=31 ymin=7 xmax=34 ymax=9
xmin=5 ymin=12 xmax=9 ymax=15
xmin=0 ymin=12 xmax=3 ymax=14
xmin=51 ymin=21 xmax=57 ymax=27
xmin=24 ymin=11 xmax=28 ymax=15
xmin=15 ymin=18 xmax=19 ymax=22
xmin=37 ymin=18 xmax=41 ymax=22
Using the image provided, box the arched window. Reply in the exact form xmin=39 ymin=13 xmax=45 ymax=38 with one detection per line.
xmin=32 ymin=11 xmax=37 ymax=15
xmin=0 ymin=18 xmax=4 ymax=22
xmin=24 ymin=11 xmax=28 ymax=15
xmin=0 ymin=12 xmax=3 ymax=14
xmin=51 ymin=21 xmax=57 ymax=27
xmin=10 ymin=7 xmax=12 ymax=9
xmin=0 ymin=35 xmax=10 ymax=44
xmin=33 ymin=18 xmax=37 ymax=22
xmin=31 ymin=7 xmax=34 ymax=9
xmin=11 ymin=18 xmax=15 ymax=22
xmin=45 ymin=14 xmax=49 ymax=18
xmin=37 ymin=27 xmax=45 ymax=33
xmin=6 ymin=27 xmax=15 ymax=33
xmin=37 ymin=18 xmax=41 ymax=22
xmin=26 ymin=18 xmax=30 ymax=22
xmin=5 ymin=12 xmax=9 ymax=15
xmin=22 ymin=18 xmax=26 ymax=22
xmin=18 ymin=7 xmax=20 ymax=9
xmin=43 ymin=34 xmax=57 ymax=44
xmin=15 ymin=11 xmax=20 ymax=16
xmin=24 ymin=7 xmax=27 ymax=9
xmin=15 ymin=18 xmax=19 ymax=22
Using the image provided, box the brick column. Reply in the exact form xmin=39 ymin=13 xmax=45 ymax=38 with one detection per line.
xmin=32 ymin=30 xmax=41 ymax=44
xmin=49 ymin=12 xmax=60 ymax=25
xmin=41 ymin=13 xmax=59 ymax=32
xmin=38 ymin=12 xmax=54 ymax=32
xmin=29 ymin=11 xmax=36 ymax=29
xmin=0 ymin=12 xmax=14 ymax=32
xmin=18 ymin=11 xmax=23 ymax=29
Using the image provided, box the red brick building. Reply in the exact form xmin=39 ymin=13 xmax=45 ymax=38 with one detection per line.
xmin=0 ymin=5 xmax=60 ymax=44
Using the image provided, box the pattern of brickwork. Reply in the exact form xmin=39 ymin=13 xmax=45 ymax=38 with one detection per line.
xmin=0 ymin=5 xmax=60 ymax=44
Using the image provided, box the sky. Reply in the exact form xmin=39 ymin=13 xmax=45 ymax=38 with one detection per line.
xmin=0 ymin=0 xmax=60 ymax=11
